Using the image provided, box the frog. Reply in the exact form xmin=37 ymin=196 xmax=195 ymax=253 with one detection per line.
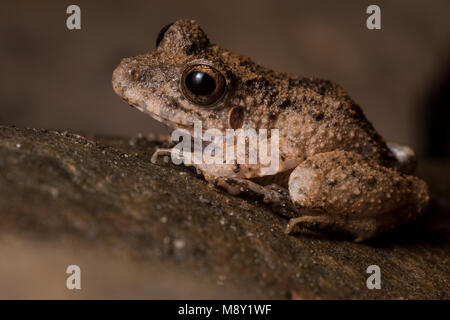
xmin=112 ymin=19 xmax=430 ymax=242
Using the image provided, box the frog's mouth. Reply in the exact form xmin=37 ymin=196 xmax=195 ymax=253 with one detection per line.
xmin=141 ymin=105 xmax=189 ymax=129
xmin=124 ymin=96 xmax=195 ymax=132
xmin=137 ymin=103 xmax=219 ymax=151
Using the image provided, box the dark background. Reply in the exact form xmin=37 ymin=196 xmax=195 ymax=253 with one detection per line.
xmin=1 ymin=0 xmax=449 ymax=158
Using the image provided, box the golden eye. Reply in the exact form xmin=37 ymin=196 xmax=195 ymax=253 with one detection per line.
xmin=180 ymin=64 xmax=226 ymax=106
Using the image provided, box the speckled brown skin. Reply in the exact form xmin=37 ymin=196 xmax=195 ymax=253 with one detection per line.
xmin=112 ymin=19 xmax=430 ymax=241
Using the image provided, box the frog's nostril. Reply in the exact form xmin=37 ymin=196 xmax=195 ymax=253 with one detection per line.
xmin=128 ymin=69 xmax=139 ymax=80
xmin=126 ymin=69 xmax=146 ymax=82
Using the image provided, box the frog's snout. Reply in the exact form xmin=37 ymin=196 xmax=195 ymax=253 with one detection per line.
xmin=112 ymin=62 xmax=125 ymax=96
xmin=112 ymin=59 xmax=142 ymax=108
xmin=112 ymin=59 xmax=133 ymax=97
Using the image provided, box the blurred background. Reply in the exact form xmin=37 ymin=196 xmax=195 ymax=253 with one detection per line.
xmin=0 ymin=0 xmax=449 ymax=158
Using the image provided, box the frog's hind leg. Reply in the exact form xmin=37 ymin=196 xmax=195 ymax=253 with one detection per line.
xmin=287 ymin=150 xmax=430 ymax=241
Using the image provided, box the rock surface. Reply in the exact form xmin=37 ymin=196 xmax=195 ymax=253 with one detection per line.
xmin=0 ymin=125 xmax=448 ymax=299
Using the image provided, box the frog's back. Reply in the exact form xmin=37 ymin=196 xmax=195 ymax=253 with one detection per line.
xmin=272 ymin=74 xmax=399 ymax=169
xmin=219 ymin=52 xmax=399 ymax=170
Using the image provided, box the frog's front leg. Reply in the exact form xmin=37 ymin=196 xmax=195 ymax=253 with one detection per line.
xmin=286 ymin=150 xmax=430 ymax=241
xmin=150 ymin=149 xmax=292 ymax=208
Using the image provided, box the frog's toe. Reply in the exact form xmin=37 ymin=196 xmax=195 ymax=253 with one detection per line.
xmin=151 ymin=148 xmax=174 ymax=164
xmin=285 ymin=215 xmax=333 ymax=235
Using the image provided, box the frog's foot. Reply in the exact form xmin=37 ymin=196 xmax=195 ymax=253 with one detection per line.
xmin=211 ymin=177 xmax=298 ymax=216
xmin=285 ymin=215 xmax=333 ymax=235
xmin=150 ymin=148 xmax=184 ymax=164
xmin=284 ymin=215 xmax=381 ymax=242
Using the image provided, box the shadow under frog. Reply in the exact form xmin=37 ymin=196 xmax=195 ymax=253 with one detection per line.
xmin=112 ymin=20 xmax=430 ymax=242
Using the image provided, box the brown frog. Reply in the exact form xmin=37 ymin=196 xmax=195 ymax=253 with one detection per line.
xmin=112 ymin=19 xmax=430 ymax=241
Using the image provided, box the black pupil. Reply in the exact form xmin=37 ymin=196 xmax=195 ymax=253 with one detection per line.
xmin=185 ymin=71 xmax=216 ymax=96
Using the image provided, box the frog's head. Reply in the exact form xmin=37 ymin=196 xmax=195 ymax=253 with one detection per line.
xmin=113 ymin=19 xmax=247 ymax=133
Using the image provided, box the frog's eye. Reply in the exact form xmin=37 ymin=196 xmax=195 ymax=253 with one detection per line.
xmin=180 ymin=65 xmax=227 ymax=106
xmin=156 ymin=22 xmax=174 ymax=48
